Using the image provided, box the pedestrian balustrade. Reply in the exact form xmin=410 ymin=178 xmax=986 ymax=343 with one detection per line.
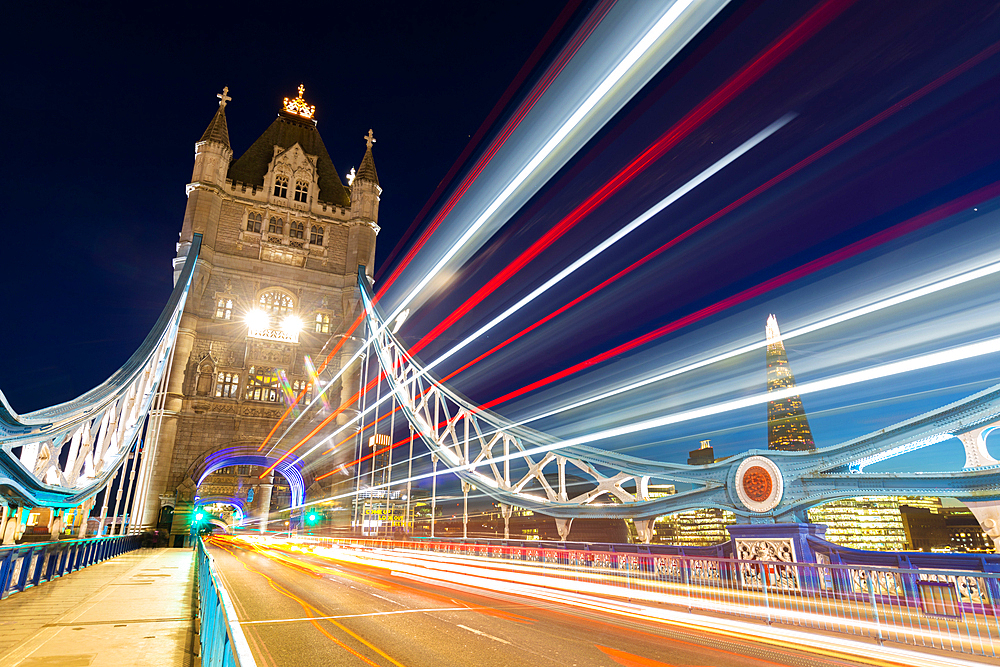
xmin=0 ymin=534 xmax=140 ymax=599
xmin=196 ymin=538 xmax=256 ymax=667
xmin=292 ymin=535 xmax=1000 ymax=659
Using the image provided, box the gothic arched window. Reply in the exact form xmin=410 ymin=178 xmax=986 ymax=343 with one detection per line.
xmin=259 ymin=290 xmax=293 ymax=315
xmin=215 ymin=298 xmax=233 ymax=320
xmin=215 ymin=372 xmax=240 ymax=398
xmin=294 ymin=181 xmax=308 ymax=202
xmin=268 ymin=217 xmax=283 ymax=234
xmin=246 ymin=366 xmax=282 ymax=402
xmin=314 ymin=312 xmax=330 ymax=334
xmin=273 ymin=175 xmax=288 ymax=198
xmin=290 ymin=221 xmax=305 ymax=240
xmin=246 ymin=212 xmax=262 ymax=233
xmin=310 ymin=225 xmax=324 ymax=245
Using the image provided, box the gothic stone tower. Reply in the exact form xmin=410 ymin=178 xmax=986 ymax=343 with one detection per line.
xmin=141 ymin=87 xmax=381 ymax=538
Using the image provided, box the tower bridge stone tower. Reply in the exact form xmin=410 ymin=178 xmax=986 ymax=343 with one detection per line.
xmin=140 ymin=87 xmax=382 ymax=539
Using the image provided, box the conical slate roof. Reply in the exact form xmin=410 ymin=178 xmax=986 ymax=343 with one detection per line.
xmin=227 ymin=111 xmax=351 ymax=207
xmin=356 ymin=144 xmax=379 ymax=186
xmin=200 ymin=105 xmax=231 ymax=149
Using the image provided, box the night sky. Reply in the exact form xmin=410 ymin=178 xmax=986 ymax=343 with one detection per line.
xmin=4 ymin=0 xmax=1000 ymax=482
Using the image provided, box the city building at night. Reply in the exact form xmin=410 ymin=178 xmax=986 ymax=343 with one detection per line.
xmin=765 ymin=315 xmax=815 ymax=451
xmin=140 ymin=86 xmax=382 ymax=543
xmin=806 ymin=496 xmax=943 ymax=551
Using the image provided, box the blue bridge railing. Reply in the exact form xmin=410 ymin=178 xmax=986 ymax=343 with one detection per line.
xmin=0 ymin=534 xmax=140 ymax=599
xmin=197 ymin=538 xmax=256 ymax=667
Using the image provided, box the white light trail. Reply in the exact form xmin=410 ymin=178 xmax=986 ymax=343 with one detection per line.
xmin=513 ymin=258 xmax=1000 ymax=427
xmin=298 ymin=115 xmax=794 ymax=460
xmin=382 ymin=0 xmax=704 ymax=328
xmin=268 ymin=0 xmax=718 ymax=457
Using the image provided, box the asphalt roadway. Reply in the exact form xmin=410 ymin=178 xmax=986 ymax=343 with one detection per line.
xmin=205 ymin=536 xmax=908 ymax=667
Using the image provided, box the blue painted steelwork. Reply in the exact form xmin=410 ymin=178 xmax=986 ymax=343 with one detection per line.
xmin=0 ymin=534 xmax=140 ymax=599
xmin=197 ymin=538 xmax=256 ymax=667
xmin=359 ymin=268 xmax=1000 ymax=523
xmin=0 ymin=234 xmax=203 ymax=509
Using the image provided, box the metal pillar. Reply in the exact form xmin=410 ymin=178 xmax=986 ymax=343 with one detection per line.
xmin=352 ymin=348 xmax=370 ymax=534
xmin=257 ymin=472 xmax=274 ymax=533
xmin=462 ymin=481 xmax=470 ymax=539
xmin=108 ymin=461 xmax=127 ymax=536
xmin=405 ymin=426 xmax=414 ymax=534
xmin=430 ymin=454 xmax=438 ymax=538
xmin=97 ymin=480 xmax=111 ymax=536
xmin=501 ymin=504 xmax=512 ymax=540
xmin=119 ymin=448 xmax=140 ymax=535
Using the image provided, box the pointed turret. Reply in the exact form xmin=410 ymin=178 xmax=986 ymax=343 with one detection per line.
xmin=199 ymin=87 xmax=232 ymax=148
xmin=355 ymin=130 xmax=380 ymax=186
xmin=347 ymin=129 xmax=381 ymax=279
xmin=765 ymin=315 xmax=815 ymax=451
xmin=350 ymin=129 xmax=381 ymax=223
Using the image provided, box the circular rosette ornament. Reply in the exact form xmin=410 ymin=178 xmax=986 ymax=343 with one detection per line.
xmin=735 ymin=456 xmax=783 ymax=512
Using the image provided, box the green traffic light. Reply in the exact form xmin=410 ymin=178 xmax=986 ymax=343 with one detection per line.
xmin=305 ymin=510 xmax=320 ymax=526
xmin=195 ymin=511 xmax=204 ymax=521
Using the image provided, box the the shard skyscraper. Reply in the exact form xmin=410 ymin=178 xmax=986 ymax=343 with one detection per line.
xmin=766 ymin=315 xmax=815 ymax=451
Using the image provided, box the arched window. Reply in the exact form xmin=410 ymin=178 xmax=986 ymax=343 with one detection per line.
xmin=215 ymin=372 xmax=240 ymax=398
xmin=294 ymin=181 xmax=309 ymax=202
xmin=310 ymin=225 xmax=324 ymax=245
xmin=290 ymin=221 xmax=305 ymax=240
xmin=314 ymin=313 xmax=330 ymax=333
xmin=246 ymin=212 xmax=262 ymax=233
xmin=246 ymin=366 xmax=282 ymax=402
xmin=215 ymin=298 xmax=233 ymax=320
xmin=268 ymin=217 xmax=283 ymax=234
xmin=259 ymin=290 xmax=293 ymax=315
xmin=273 ymin=175 xmax=288 ymax=198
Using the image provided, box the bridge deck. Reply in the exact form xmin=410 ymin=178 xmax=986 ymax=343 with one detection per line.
xmin=0 ymin=547 xmax=196 ymax=666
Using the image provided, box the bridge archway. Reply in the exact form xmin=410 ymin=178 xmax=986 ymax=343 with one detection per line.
xmin=184 ymin=442 xmax=307 ymax=508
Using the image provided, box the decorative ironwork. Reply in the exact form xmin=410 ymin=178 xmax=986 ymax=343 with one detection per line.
xmin=0 ymin=236 xmax=202 ymax=508
xmin=358 ymin=268 xmax=1000 ymax=525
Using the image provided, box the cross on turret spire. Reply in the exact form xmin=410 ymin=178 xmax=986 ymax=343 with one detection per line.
xmin=217 ymin=86 xmax=231 ymax=108
xmin=364 ymin=129 xmax=376 ymax=148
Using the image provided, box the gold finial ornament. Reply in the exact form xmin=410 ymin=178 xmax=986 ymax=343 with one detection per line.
xmin=217 ymin=86 xmax=232 ymax=108
xmin=364 ymin=128 xmax=376 ymax=148
xmin=283 ymin=84 xmax=316 ymax=119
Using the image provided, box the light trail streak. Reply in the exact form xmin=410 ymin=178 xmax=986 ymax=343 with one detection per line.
xmin=378 ymin=0 xmax=710 ymax=331
xmin=290 ymin=33 xmax=1000 ymax=473
xmin=375 ymin=0 xmax=615 ymax=291
xmin=261 ymin=0 xmax=725 ymax=472
xmin=476 ymin=181 xmax=1000 ymax=411
xmin=433 ymin=37 xmax=1000 ymax=389
xmin=238 ymin=538 xmax=989 ymax=667
xmin=302 ymin=181 xmax=1000 ymax=474
xmin=292 ymin=116 xmax=793 ymax=465
xmin=409 ymin=0 xmax=858 ymax=357
xmin=509 ymin=258 xmax=1000 ymax=427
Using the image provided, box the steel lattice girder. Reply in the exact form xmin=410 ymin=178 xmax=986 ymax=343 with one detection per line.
xmin=0 ymin=235 xmax=203 ymax=508
xmin=358 ymin=268 xmax=1000 ymax=522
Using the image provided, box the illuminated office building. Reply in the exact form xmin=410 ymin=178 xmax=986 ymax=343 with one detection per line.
xmin=765 ymin=315 xmax=815 ymax=451
xmin=807 ymin=496 xmax=942 ymax=551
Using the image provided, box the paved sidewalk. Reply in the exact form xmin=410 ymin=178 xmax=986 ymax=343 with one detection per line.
xmin=0 ymin=548 xmax=197 ymax=667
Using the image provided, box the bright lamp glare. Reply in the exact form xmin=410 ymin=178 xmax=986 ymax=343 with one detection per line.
xmin=245 ymin=309 xmax=269 ymax=330
xmin=281 ymin=315 xmax=303 ymax=335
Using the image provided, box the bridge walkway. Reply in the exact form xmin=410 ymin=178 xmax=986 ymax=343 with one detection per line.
xmin=0 ymin=548 xmax=196 ymax=666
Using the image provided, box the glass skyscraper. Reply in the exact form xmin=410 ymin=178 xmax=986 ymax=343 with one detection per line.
xmin=766 ymin=315 xmax=815 ymax=451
